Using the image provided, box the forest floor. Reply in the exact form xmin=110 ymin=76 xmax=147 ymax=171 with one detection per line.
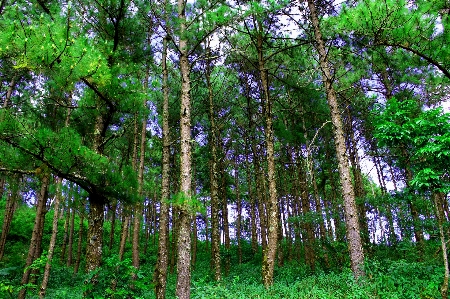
xmin=1 ymin=241 xmax=444 ymax=299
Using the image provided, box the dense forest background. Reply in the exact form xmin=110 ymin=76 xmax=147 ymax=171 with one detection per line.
xmin=1 ymin=0 xmax=450 ymax=298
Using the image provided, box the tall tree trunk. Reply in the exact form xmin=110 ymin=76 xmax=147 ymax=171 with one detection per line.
xmin=154 ymin=28 xmax=171 ymax=296
xmin=235 ymin=157 xmax=243 ymax=264
xmin=256 ymin=25 xmax=278 ymax=287
xmin=39 ymin=177 xmax=63 ymax=298
xmin=18 ymin=172 xmax=49 ymax=299
xmin=132 ymin=64 xmax=149 ymax=277
xmin=306 ymin=0 xmax=365 ymax=278
xmin=175 ymin=0 xmax=193 ymax=296
xmin=206 ymin=44 xmax=222 ymax=281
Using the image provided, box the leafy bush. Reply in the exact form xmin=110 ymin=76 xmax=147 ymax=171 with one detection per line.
xmin=82 ymin=255 xmax=149 ymax=299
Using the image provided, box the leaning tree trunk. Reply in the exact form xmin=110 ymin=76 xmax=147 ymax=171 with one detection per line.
xmin=39 ymin=177 xmax=63 ymax=298
xmin=306 ymin=0 xmax=365 ymax=278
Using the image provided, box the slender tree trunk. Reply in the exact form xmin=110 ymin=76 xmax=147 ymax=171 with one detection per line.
xmin=245 ymin=141 xmax=258 ymax=254
xmin=206 ymin=45 xmax=222 ymax=281
xmin=60 ymin=205 xmax=70 ymax=263
xmin=0 ymin=177 xmax=5 ymax=202
xmin=346 ymin=108 xmax=369 ymax=248
xmin=256 ymin=26 xmax=278 ymax=287
xmin=109 ymin=201 xmax=117 ymax=251
xmin=299 ymin=158 xmax=316 ymax=271
xmin=434 ymin=193 xmax=449 ymax=299
xmin=74 ymin=211 xmax=84 ymax=275
xmin=132 ymin=66 xmax=149 ymax=277
xmin=67 ymin=204 xmax=75 ymax=266
xmin=192 ymin=214 xmax=198 ymax=268
xmin=18 ymin=172 xmax=49 ymax=299
xmin=3 ymin=76 xmax=16 ymax=109
xmin=39 ymin=177 xmax=63 ymax=298
xmin=306 ymin=0 xmax=365 ymax=278
xmin=235 ymin=157 xmax=243 ymax=264
xmin=170 ymin=208 xmax=178 ymax=274
xmin=118 ymin=211 xmax=130 ymax=261
xmin=0 ymin=178 xmax=19 ymax=260
xmin=176 ymin=0 xmax=193 ymax=296
xmin=154 ymin=16 xmax=171 ymax=295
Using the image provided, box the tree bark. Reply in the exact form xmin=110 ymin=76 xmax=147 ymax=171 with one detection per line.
xmin=256 ymin=25 xmax=278 ymax=287
xmin=176 ymin=0 xmax=193 ymax=295
xmin=306 ymin=0 xmax=365 ymax=278
xmin=434 ymin=193 xmax=449 ymax=299
xmin=85 ymin=198 xmax=105 ymax=273
xmin=154 ymin=29 xmax=171 ymax=298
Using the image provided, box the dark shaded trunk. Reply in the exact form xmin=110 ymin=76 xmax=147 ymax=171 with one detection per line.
xmin=60 ymin=206 xmax=70 ymax=263
xmin=206 ymin=47 xmax=222 ymax=280
xmin=109 ymin=201 xmax=117 ymax=251
xmin=67 ymin=205 xmax=75 ymax=266
xmin=74 ymin=211 xmax=84 ymax=274
xmin=298 ymin=158 xmax=316 ymax=271
xmin=18 ymin=172 xmax=49 ymax=299
xmin=0 ymin=178 xmax=19 ymax=260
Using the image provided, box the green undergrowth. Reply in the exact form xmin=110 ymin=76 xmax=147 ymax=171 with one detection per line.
xmin=0 ymin=240 xmax=444 ymax=298
xmin=1 ymin=257 xmax=442 ymax=299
